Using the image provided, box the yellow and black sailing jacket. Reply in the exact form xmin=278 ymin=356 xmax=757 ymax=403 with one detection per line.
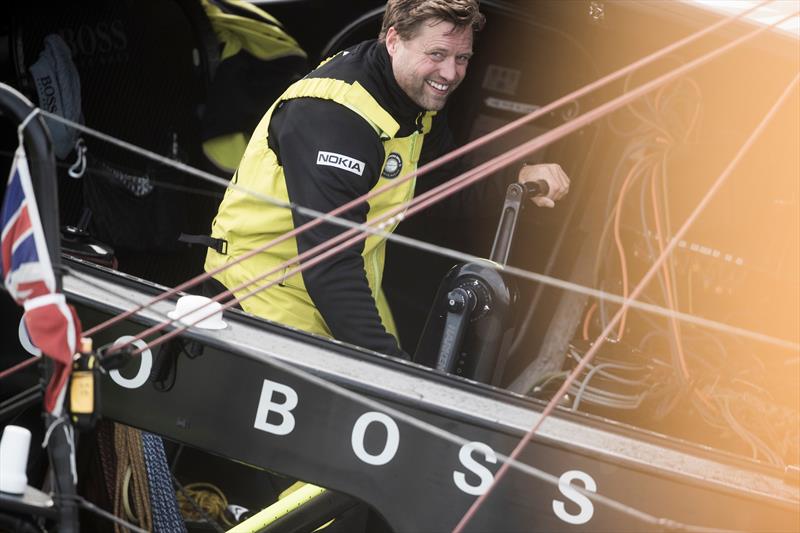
xmin=200 ymin=0 xmax=307 ymax=172
xmin=205 ymin=40 xmax=443 ymax=357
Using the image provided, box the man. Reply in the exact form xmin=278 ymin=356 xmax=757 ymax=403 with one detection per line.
xmin=204 ymin=0 xmax=569 ymax=358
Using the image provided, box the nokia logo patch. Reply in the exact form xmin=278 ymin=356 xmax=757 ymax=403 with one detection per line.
xmin=382 ymin=152 xmax=403 ymax=179
xmin=316 ymin=151 xmax=365 ymax=176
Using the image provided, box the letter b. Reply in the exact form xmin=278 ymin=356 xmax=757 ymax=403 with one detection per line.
xmin=253 ymin=379 xmax=298 ymax=436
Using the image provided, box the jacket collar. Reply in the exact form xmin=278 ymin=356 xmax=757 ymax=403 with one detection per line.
xmin=365 ymin=40 xmax=425 ymax=134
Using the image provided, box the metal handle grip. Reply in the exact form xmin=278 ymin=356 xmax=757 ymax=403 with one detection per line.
xmin=523 ymin=179 xmax=549 ymax=197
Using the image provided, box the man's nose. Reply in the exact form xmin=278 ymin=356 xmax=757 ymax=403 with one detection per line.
xmin=439 ymin=57 xmax=458 ymax=81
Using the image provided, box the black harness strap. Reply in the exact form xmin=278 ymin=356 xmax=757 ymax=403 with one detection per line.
xmin=178 ymin=233 xmax=228 ymax=255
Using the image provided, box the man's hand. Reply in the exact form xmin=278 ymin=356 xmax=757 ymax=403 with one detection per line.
xmin=518 ymin=163 xmax=570 ymax=208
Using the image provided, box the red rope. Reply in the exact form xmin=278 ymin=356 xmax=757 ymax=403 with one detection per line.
xmin=451 ymin=72 xmax=799 ymax=533
xmin=84 ymin=0 xmax=773 ymax=342
xmin=129 ymin=9 xmax=798 ymax=357
xmin=0 ymin=356 xmax=38 ymax=381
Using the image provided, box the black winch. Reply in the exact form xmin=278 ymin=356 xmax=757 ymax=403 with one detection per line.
xmin=414 ymin=180 xmax=548 ymax=384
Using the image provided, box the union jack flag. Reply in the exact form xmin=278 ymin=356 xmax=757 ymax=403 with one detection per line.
xmin=1 ymin=144 xmax=81 ymax=414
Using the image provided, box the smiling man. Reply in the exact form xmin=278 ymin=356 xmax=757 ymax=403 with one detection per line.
xmin=383 ymin=6 xmax=473 ymax=110
xmin=203 ymin=0 xmax=569 ymax=358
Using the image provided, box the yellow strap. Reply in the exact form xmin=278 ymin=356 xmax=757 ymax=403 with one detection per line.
xmin=280 ymin=78 xmax=400 ymax=139
xmin=227 ymin=483 xmax=328 ymax=532
xmin=420 ymin=110 xmax=436 ymax=134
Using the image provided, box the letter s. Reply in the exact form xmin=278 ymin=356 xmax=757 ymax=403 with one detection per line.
xmin=453 ymin=442 xmax=496 ymax=495
xmin=253 ymin=379 xmax=298 ymax=436
xmin=553 ymin=470 xmax=596 ymax=525
xmin=96 ymin=22 xmax=112 ymax=53
xmin=110 ymin=20 xmax=128 ymax=50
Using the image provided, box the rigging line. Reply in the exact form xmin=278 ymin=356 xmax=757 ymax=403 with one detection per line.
xmin=64 ymin=265 xmax=178 ymax=323
xmin=4 ymin=19 xmax=788 ymax=532
xmin=0 ymin=149 xmax=225 ymax=200
xmin=83 ymin=312 xmax=775 ymax=523
xmin=51 ymin=279 xmax=730 ymax=529
xmin=451 ymin=68 xmax=800 ymax=533
xmin=170 ymin=331 xmax=738 ymax=532
xmin=16 ymin=107 xmax=41 ymax=146
xmin=54 ymin=137 xmax=792 ymax=533
xmin=393 ymin=8 xmax=800 ymax=273
xmin=95 ymin=170 xmax=797 ymax=355
xmin=61 ymin=191 xmax=785 ymax=357
xmin=126 ymin=213 xmax=800 ymax=355
xmin=70 ymin=495 xmax=149 ymax=533
xmin=69 ymin=133 xmax=401 ymax=337
xmin=3 ymin=263 xmax=183 ymax=381
xmin=0 ymin=355 xmax=38 ymax=381
xmin=82 ymin=167 xmax=225 ymax=200
xmin=86 ymin=18 xmax=800 ymax=359
xmin=58 ymin=0 xmax=768 ymax=337
xmin=125 ymin=10 xmax=800 ymax=357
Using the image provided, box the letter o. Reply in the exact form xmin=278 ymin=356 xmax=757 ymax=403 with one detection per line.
xmin=351 ymin=412 xmax=399 ymax=466
xmin=109 ymin=336 xmax=152 ymax=389
xmin=77 ymin=25 xmax=97 ymax=55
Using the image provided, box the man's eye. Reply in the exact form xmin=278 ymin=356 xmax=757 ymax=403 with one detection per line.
xmin=429 ymin=51 xmax=445 ymax=60
xmin=456 ymin=55 xmax=471 ymax=65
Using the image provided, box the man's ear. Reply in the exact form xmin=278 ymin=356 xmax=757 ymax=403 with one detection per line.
xmin=385 ymin=26 xmax=399 ymax=58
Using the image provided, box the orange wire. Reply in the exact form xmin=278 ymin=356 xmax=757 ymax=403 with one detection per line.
xmin=612 ymin=155 xmax=652 ymax=340
xmin=649 ymin=163 xmax=691 ymax=381
xmin=582 ymin=302 xmax=597 ymax=341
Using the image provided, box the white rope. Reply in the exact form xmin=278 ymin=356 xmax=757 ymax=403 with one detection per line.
xmin=16 ymin=107 xmax=41 ymax=146
xmin=36 ymin=110 xmax=799 ymax=353
xmin=21 ymin=113 xmax=765 ymax=533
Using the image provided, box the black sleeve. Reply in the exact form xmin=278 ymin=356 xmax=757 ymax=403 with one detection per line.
xmin=417 ymin=109 xmax=512 ymax=221
xmin=268 ymin=98 xmax=408 ymax=358
xmin=416 ymin=110 xmax=479 ymax=217
xmin=416 ymin=109 xmax=461 ymax=197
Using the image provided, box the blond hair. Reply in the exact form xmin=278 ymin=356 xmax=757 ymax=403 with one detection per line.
xmin=379 ymin=0 xmax=485 ymax=42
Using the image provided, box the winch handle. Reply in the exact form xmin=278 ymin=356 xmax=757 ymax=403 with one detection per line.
xmin=489 ymin=180 xmax=548 ymax=266
xmin=523 ymin=179 xmax=549 ymax=197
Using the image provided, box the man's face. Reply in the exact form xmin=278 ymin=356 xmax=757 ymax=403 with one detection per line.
xmin=385 ymin=19 xmax=473 ymax=111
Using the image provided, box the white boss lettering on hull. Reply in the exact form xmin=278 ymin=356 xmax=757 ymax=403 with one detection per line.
xmin=253 ymin=379 xmax=298 ymax=436
xmin=109 ymin=336 xmax=153 ymax=389
xmin=250 ymin=377 xmax=599 ymax=520
xmin=453 ymin=441 xmax=497 ymax=495
xmin=351 ymin=412 xmax=399 ymax=466
xmin=553 ymin=470 xmax=596 ymax=525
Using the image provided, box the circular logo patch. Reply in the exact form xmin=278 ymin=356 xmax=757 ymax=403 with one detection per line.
xmin=382 ymin=152 xmax=403 ymax=179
